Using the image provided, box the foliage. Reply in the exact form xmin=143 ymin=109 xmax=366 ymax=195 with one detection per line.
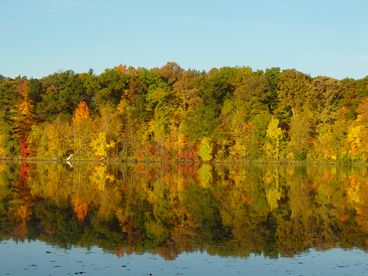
xmin=90 ymin=132 xmax=115 ymax=160
xmin=198 ymin=137 xmax=213 ymax=162
xmin=264 ymin=117 xmax=283 ymax=160
xmin=0 ymin=65 xmax=366 ymax=162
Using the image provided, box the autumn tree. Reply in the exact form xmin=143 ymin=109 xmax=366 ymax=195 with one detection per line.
xmin=12 ymin=80 xmax=36 ymax=157
xmin=275 ymin=70 xmax=311 ymax=127
xmin=198 ymin=137 xmax=213 ymax=162
xmin=288 ymin=110 xmax=313 ymax=160
xmin=90 ymin=132 xmax=116 ymax=160
xmin=27 ymin=116 xmax=72 ymax=159
xmin=72 ymin=101 xmax=94 ymax=159
xmin=264 ymin=117 xmax=284 ymax=160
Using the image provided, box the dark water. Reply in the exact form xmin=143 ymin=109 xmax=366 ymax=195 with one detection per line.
xmin=0 ymin=162 xmax=368 ymax=275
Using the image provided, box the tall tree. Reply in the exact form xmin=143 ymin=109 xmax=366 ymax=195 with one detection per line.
xmin=12 ymin=80 xmax=35 ymax=157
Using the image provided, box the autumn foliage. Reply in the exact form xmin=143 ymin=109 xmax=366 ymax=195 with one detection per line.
xmin=0 ymin=64 xmax=367 ymax=162
xmin=73 ymin=101 xmax=90 ymax=124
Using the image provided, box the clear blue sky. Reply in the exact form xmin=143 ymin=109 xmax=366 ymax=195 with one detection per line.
xmin=1 ymin=0 xmax=367 ymax=79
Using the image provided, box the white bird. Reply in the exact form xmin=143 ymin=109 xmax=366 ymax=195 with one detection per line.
xmin=66 ymin=154 xmax=74 ymax=161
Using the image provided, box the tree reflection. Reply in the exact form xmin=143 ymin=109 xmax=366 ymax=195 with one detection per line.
xmin=0 ymin=162 xmax=367 ymax=259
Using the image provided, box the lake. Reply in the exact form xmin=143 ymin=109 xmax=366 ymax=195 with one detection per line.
xmin=0 ymin=162 xmax=367 ymax=275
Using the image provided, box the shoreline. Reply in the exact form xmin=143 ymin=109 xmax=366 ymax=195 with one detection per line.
xmin=0 ymin=157 xmax=366 ymax=166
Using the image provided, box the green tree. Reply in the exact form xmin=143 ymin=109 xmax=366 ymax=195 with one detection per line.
xmin=288 ymin=111 xmax=313 ymax=160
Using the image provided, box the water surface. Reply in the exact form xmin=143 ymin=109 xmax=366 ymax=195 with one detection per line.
xmin=0 ymin=162 xmax=367 ymax=275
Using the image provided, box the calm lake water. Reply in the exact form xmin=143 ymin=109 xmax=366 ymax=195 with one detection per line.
xmin=0 ymin=162 xmax=368 ymax=275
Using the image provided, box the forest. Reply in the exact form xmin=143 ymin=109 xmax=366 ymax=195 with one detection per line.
xmin=0 ymin=62 xmax=368 ymax=162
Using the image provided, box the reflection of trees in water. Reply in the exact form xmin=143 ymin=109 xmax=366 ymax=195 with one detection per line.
xmin=10 ymin=163 xmax=33 ymax=239
xmin=0 ymin=162 xmax=367 ymax=259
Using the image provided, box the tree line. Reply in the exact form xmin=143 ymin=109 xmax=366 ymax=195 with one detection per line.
xmin=0 ymin=62 xmax=367 ymax=162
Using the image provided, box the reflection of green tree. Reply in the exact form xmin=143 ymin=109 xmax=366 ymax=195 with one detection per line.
xmin=33 ymin=200 xmax=81 ymax=248
xmin=183 ymin=183 xmax=229 ymax=242
xmin=0 ymin=164 xmax=18 ymax=240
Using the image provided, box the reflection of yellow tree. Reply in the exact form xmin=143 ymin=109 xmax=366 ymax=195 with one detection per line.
xmin=198 ymin=164 xmax=212 ymax=188
xmin=0 ymin=133 xmax=6 ymax=157
xmin=28 ymin=163 xmax=118 ymax=221
xmin=263 ymin=169 xmax=282 ymax=211
xmin=266 ymin=187 xmax=281 ymax=211
xmin=286 ymin=170 xmax=312 ymax=219
xmin=29 ymin=164 xmax=72 ymax=200
xmin=97 ymin=185 xmax=122 ymax=219
xmin=0 ymin=163 xmax=9 ymax=202
xmin=90 ymin=164 xmax=114 ymax=191
xmin=220 ymin=168 xmax=261 ymax=242
xmin=315 ymin=167 xmax=347 ymax=219
xmin=347 ymin=175 xmax=360 ymax=206
xmin=347 ymin=174 xmax=368 ymax=233
xmin=71 ymin=164 xmax=119 ymax=220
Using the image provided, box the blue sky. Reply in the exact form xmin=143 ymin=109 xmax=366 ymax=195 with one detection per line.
xmin=0 ymin=0 xmax=367 ymax=79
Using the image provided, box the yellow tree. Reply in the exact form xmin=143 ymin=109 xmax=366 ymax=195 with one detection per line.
xmin=198 ymin=137 xmax=213 ymax=162
xmin=347 ymin=116 xmax=368 ymax=161
xmin=349 ymin=97 xmax=368 ymax=161
xmin=264 ymin=117 xmax=283 ymax=160
xmin=93 ymin=105 xmax=121 ymax=159
xmin=90 ymin=132 xmax=116 ymax=160
xmin=0 ymin=131 xmax=6 ymax=157
xmin=28 ymin=117 xmax=72 ymax=159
